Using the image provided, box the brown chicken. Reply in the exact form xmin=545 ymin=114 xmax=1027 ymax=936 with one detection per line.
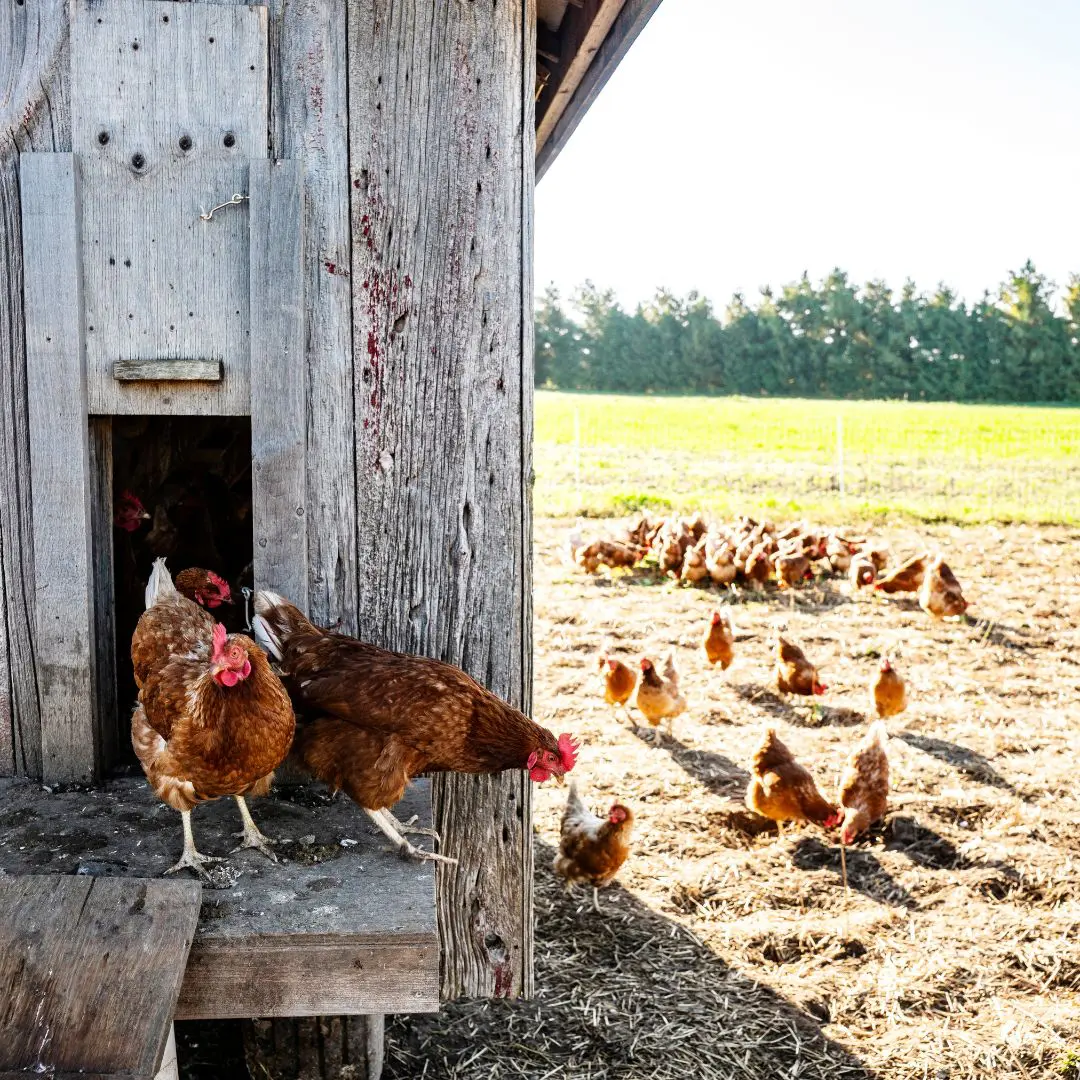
xmin=632 ymin=654 xmax=686 ymax=743
xmin=874 ymin=553 xmax=928 ymax=594
xmin=775 ymin=551 xmax=813 ymax=588
xmin=704 ymin=536 xmax=737 ymax=585
xmin=919 ymin=556 xmax=968 ymax=619
xmin=174 ymin=567 xmax=233 ymax=610
xmin=598 ymin=654 xmax=636 ymax=716
xmin=872 ymin=657 xmax=907 ymax=718
xmin=702 ymin=609 xmax=735 ymax=669
xmin=849 ymin=553 xmax=878 ymax=589
xmin=553 ymin=782 xmax=634 ymax=911
xmin=681 ymin=540 xmax=710 ymax=584
xmin=746 ymin=727 xmax=841 ymax=834
xmin=775 ymin=635 xmax=827 ymax=696
xmin=253 ymin=591 xmax=579 ymax=862
xmin=572 ymin=537 xmax=645 ymax=575
xmin=131 ymin=559 xmax=295 ymax=877
xmin=837 ymin=721 xmax=890 ymax=843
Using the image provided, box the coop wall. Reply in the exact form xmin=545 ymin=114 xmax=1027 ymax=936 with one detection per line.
xmin=0 ymin=0 xmax=536 ymax=1000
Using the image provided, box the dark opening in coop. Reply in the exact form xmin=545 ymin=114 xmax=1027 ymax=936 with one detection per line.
xmin=111 ymin=417 xmax=253 ymax=761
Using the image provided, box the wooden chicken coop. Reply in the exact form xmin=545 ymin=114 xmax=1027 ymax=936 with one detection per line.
xmin=0 ymin=0 xmax=661 ymax=1077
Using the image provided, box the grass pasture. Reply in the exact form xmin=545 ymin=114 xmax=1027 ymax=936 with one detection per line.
xmin=387 ymin=517 xmax=1080 ymax=1080
xmin=534 ymin=392 xmax=1080 ymax=524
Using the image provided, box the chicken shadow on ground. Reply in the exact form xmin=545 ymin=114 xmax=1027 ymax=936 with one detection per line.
xmin=732 ymin=683 xmax=866 ymax=728
xmin=883 ymin=814 xmax=1021 ymax=884
xmin=898 ymin=732 xmax=1017 ymax=793
xmin=792 ymin=835 xmax=916 ymax=909
xmin=632 ymin=730 xmax=750 ymax=799
xmin=964 ymin=615 xmax=1048 ymax=653
xmin=381 ymin=841 xmax=880 ymax=1080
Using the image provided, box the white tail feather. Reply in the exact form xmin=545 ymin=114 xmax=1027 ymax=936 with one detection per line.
xmin=251 ymin=613 xmax=282 ymax=660
xmin=867 ymin=720 xmax=890 ymax=747
xmin=144 ymin=558 xmax=176 ymax=610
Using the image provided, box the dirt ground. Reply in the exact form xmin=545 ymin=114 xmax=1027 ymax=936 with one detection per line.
xmin=385 ymin=518 xmax=1080 ymax=1080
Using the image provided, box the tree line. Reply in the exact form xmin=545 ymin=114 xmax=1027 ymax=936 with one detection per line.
xmin=535 ymin=262 xmax=1080 ymax=403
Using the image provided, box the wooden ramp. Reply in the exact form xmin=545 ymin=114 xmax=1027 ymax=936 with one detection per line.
xmin=0 ymin=777 xmax=439 ymax=1021
xmin=0 ymin=875 xmax=200 ymax=1080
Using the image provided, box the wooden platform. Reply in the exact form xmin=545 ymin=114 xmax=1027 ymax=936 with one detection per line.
xmin=0 ymin=875 xmax=199 ymax=1080
xmin=0 ymin=776 xmax=439 ymax=1019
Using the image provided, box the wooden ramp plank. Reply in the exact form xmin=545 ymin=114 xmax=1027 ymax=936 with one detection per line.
xmin=0 ymin=777 xmax=439 ymax=1019
xmin=0 ymin=875 xmax=200 ymax=1080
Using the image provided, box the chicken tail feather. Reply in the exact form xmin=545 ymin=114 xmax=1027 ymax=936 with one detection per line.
xmin=145 ymin=557 xmax=177 ymax=610
xmin=252 ymin=590 xmax=322 ymax=659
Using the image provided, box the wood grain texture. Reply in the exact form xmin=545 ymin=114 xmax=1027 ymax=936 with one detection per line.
xmin=89 ymin=418 xmax=118 ymax=771
xmin=249 ymin=158 xmax=308 ymax=610
xmin=348 ymin=0 xmax=533 ymax=999
xmin=535 ymin=0 xmax=664 ymax=180
xmin=72 ymin=0 xmax=267 ymax=416
xmin=0 ymin=875 xmax=200 ymax=1080
xmin=0 ymin=777 xmax=439 ymax=1020
xmin=244 ymin=1015 xmax=385 ymax=1080
xmin=21 ymin=152 xmax=97 ymax=784
xmin=269 ymin=0 xmax=357 ymax=633
xmin=113 ymin=359 xmax=224 ymax=382
xmin=0 ymin=0 xmax=71 ymax=779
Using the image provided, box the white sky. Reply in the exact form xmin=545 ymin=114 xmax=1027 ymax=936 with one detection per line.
xmin=535 ymin=0 xmax=1080 ymax=311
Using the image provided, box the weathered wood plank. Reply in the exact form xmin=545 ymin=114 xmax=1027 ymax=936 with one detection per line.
xmin=21 ymin=152 xmax=97 ymax=784
xmin=535 ymin=0 xmax=664 ymax=180
xmin=249 ymin=158 xmax=308 ymax=610
xmin=88 ymin=418 xmax=118 ymax=772
xmin=0 ymin=875 xmax=200 ymax=1080
xmin=269 ymin=0 xmax=357 ymax=633
xmin=71 ymin=0 xmax=268 ymax=417
xmin=0 ymin=777 xmax=439 ymax=1020
xmin=348 ymin=0 xmax=533 ymax=999
xmin=113 ymin=359 xmax=224 ymax=382
xmin=0 ymin=0 xmax=71 ymax=779
xmin=244 ymin=1015 xmax=385 ymax=1080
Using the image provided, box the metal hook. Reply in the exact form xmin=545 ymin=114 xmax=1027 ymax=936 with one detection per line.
xmin=199 ymin=192 xmax=249 ymax=222
xmin=242 ymin=586 xmax=253 ymax=631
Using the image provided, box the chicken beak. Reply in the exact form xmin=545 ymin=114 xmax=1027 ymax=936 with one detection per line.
xmin=553 ymin=772 xmax=566 ymax=787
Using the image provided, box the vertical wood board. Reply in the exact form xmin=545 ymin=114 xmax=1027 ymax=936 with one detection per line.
xmin=89 ymin=419 xmax=119 ymax=770
xmin=348 ymin=0 xmax=532 ymax=999
xmin=250 ymin=158 xmax=308 ymax=609
xmin=21 ymin=152 xmax=97 ymax=783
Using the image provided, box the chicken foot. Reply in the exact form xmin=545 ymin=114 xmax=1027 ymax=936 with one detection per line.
xmin=383 ymin=809 xmax=441 ymax=844
xmin=231 ymin=796 xmax=279 ymax=862
xmin=365 ymin=808 xmax=458 ymax=865
xmin=165 ymin=810 xmax=224 ymax=880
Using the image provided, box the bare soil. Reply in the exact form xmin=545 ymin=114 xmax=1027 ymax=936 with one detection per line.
xmin=386 ymin=518 xmax=1080 ymax=1080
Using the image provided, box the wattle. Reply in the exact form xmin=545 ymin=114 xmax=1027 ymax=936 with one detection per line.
xmin=529 ymin=766 xmax=553 ymax=783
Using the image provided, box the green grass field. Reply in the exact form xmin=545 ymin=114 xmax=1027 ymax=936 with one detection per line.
xmin=533 ymin=391 xmax=1080 ymax=523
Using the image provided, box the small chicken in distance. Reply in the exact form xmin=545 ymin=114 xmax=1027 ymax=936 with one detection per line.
xmin=633 ymin=654 xmax=686 ymax=744
xmin=919 ymin=556 xmax=968 ymax=619
xmin=872 ymin=657 xmax=907 ymax=718
xmin=849 ymin=553 xmax=878 ymax=590
xmin=775 ymin=635 xmax=827 ymax=697
xmin=775 ymin=551 xmax=814 ymax=589
xmin=114 ymin=490 xmax=151 ymax=533
xmin=874 ymin=553 xmax=928 ymax=594
xmin=702 ymin=609 xmax=735 ymax=670
xmin=553 ymin=782 xmax=634 ymax=912
xmin=746 ymin=727 xmax=841 ymax=836
xmin=175 ymin=567 xmax=233 ymax=610
xmin=837 ymin=721 xmax=891 ymax=844
xmin=598 ymin=654 xmax=636 ymax=720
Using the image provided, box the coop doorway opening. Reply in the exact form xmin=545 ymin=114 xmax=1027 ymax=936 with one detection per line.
xmin=111 ymin=416 xmax=253 ymax=765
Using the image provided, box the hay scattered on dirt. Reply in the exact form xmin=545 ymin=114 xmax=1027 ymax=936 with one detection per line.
xmin=386 ymin=519 xmax=1080 ymax=1080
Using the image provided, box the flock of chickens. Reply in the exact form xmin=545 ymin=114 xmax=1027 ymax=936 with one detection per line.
xmin=548 ymin=511 xmax=972 ymax=905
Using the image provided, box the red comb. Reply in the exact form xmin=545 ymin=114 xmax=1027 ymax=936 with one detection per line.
xmin=211 ymin=623 xmax=228 ymax=654
xmin=207 ymin=570 xmax=227 ymax=588
xmin=557 ymin=734 xmax=578 ymax=772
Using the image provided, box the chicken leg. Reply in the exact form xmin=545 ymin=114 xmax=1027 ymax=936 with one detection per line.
xmin=365 ymin=808 xmax=458 ymax=865
xmin=165 ymin=810 xmax=224 ymax=880
xmin=383 ymin=808 xmax=441 ymax=844
xmin=232 ymin=796 xmax=278 ymax=862
xmin=592 ymin=886 xmax=601 ymax=914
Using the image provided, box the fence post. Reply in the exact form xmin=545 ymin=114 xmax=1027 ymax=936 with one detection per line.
xmin=836 ymin=414 xmax=846 ymax=499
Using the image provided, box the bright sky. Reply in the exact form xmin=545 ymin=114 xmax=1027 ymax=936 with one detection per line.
xmin=535 ymin=0 xmax=1080 ymax=312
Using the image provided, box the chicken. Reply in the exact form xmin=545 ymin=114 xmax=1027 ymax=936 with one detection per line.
xmin=632 ymin=653 xmax=686 ymax=743
xmin=131 ymin=559 xmax=295 ymax=877
xmin=114 ymin=490 xmax=150 ymax=532
xmin=872 ymin=657 xmax=907 ymax=718
xmin=573 ymin=538 xmax=645 ymax=575
xmin=825 ymin=535 xmax=859 ymax=575
xmin=624 ymin=515 xmax=662 ymax=550
xmin=598 ymin=654 xmax=636 ymax=717
xmin=174 ymin=567 xmax=233 ymax=610
xmin=680 ymin=540 xmax=710 ymax=584
xmin=775 ymin=551 xmax=813 ymax=589
xmin=919 ymin=556 xmax=968 ymax=619
xmin=745 ymin=727 xmax=840 ymax=834
xmin=742 ymin=542 xmax=774 ymax=588
xmin=552 ymin=782 xmax=634 ymax=912
xmin=874 ymin=553 xmax=928 ymax=594
xmin=837 ymin=721 xmax=890 ymax=843
xmin=775 ymin=635 xmax=827 ymax=697
xmin=849 ymin=553 xmax=878 ymax=589
xmin=702 ymin=609 xmax=735 ymax=669
xmin=704 ymin=536 xmax=737 ymax=585
xmin=654 ymin=520 xmax=692 ymax=576
xmin=252 ymin=591 xmax=579 ymax=862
